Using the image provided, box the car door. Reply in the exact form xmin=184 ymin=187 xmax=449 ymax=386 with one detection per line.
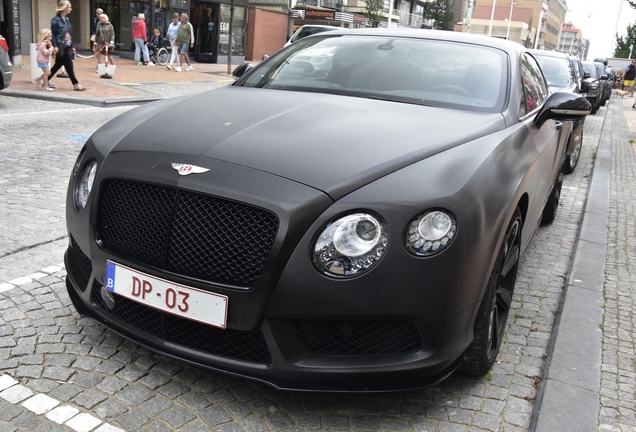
xmin=519 ymin=53 xmax=564 ymax=229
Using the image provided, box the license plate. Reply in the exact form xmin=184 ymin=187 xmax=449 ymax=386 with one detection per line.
xmin=105 ymin=261 xmax=228 ymax=329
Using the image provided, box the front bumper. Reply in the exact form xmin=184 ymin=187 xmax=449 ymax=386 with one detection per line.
xmin=65 ymin=262 xmax=467 ymax=391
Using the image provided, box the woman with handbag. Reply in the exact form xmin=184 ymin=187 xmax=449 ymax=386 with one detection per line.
xmin=48 ymin=0 xmax=86 ymax=91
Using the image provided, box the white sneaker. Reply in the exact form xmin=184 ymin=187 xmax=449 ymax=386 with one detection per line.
xmin=147 ymin=62 xmax=155 ymax=66
xmin=185 ymin=66 xmax=193 ymax=71
xmin=175 ymin=66 xmax=182 ymax=72
xmin=166 ymin=65 xmax=171 ymax=70
xmin=137 ymin=61 xmax=143 ymax=66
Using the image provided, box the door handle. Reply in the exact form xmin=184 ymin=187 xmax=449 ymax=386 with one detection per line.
xmin=555 ymin=121 xmax=563 ymax=130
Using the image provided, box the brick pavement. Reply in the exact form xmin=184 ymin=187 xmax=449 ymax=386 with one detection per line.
xmin=0 ymin=80 xmax=625 ymax=431
xmin=4 ymin=54 xmax=235 ymax=103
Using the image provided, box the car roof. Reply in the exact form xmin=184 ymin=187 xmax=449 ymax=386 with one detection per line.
xmin=527 ymin=49 xmax=568 ymax=59
xmin=304 ymin=28 xmax=525 ymax=56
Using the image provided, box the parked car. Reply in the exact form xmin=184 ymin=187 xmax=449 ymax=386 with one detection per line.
xmin=581 ymin=60 xmax=606 ymax=114
xmin=595 ymin=61 xmax=612 ymax=106
xmin=530 ymin=49 xmax=589 ymax=173
xmin=0 ymin=35 xmax=13 ymax=90
xmin=284 ymin=25 xmax=339 ymax=47
xmin=65 ymin=29 xmax=590 ymax=391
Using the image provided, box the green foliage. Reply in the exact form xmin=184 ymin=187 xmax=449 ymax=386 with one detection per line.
xmin=424 ymin=0 xmax=455 ymax=31
xmin=363 ymin=0 xmax=385 ymax=28
xmin=614 ymin=23 xmax=636 ymax=58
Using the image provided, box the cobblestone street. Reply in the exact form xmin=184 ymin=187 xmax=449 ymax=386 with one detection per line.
xmin=0 ymin=90 xmax=612 ymax=431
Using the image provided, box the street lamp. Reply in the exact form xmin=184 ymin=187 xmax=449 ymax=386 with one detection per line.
xmin=506 ymin=2 xmax=515 ymax=40
xmin=488 ymin=0 xmax=497 ymax=37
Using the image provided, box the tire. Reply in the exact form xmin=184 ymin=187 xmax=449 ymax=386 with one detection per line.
xmin=156 ymin=47 xmax=169 ymax=66
xmin=541 ymin=164 xmax=564 ymax=224
xmin=564 ymin=135 xmax=581 ymax=174
xmin=588 ymin=97 xmax=598 ymax=114
xmin=460 ymin=207 xmax=522 ymax=375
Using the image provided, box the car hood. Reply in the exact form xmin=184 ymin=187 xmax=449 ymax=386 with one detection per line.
xmin=96 ymin=87 xmax=505 ymax=199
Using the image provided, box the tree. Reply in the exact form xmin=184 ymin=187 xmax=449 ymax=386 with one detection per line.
xmin=425 ymin=0 xmax=455 ymax=31
xmin=363 ymin=0 xmax=384 ymax=28
xmin=615 ymin=23 xmax=636 ymax=58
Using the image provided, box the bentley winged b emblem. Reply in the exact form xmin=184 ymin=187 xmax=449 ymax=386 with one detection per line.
xmin=171 ymin=163 xmax=210 ymax=176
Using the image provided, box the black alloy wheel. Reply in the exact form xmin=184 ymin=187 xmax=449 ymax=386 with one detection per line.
xmin=541 ymin=164 xmax=564 ymax=224
xmin=460 ymin=207 xmax=522 ymax=375
xmin=590 ymin=98 xmax=599 ymax=114
xmin=564 ymin=135 xmax=582 ymax=174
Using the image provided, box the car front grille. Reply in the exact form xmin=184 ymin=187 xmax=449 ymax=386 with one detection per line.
xmin=92 ymin=283 xmax=271 ymax=364
xmin=96 ymin=179 xmax=278 ymax=288
xmin=293 ymin=320 xmax=424 ymax=356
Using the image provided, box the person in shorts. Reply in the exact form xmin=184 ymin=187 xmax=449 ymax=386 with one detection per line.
xmin=623 ymin=60 xmax=636 ymax=96
xmin=174 ymin=13 xmax=194 ymax=72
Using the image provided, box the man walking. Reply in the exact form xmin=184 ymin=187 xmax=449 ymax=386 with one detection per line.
xmin=175 ymin=13 xmax=194 ymax=72
xmin=623 ymin=60 xmax=636 ymax=98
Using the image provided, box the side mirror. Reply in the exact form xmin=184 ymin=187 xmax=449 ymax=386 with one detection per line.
xmin=599 ymin=75 xmax=608 ymax=81
xmin=579 ymin=80 xmax=590 ymax=93
xmin=583 ymin=72 xmax=591 ymax=79
xmin=535 ymin=91 xmax=591 ymax=128
xmin=232 ymin=63 xmax=253 ymax=80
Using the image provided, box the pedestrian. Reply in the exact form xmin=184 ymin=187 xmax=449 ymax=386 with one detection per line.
xmin=35 ymin=28 xmax=54 ymax=92
xmin=91 ymin=8 xmax=104 ymax=73
xmin=147 ymin=28 xmax=163 ymax=52
xmin=133 ymin=13 xmax=153 ymax=66
xmin=94 ymin=13 xmax=115 ymax=67
xmin=623 ymin=60 xmax=636 ymax=97
xmin=175 ymin=13 xmax=194 ymax=72
xmin=48 ymin=1 xmax=86 ymax=91
xmin=166 ymin=12 xmax=180 ymax=70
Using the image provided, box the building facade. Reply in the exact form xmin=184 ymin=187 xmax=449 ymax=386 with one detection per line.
xmin=458 ymin=4 xmax=535 ymax=46
xmin=558 ymin=21 xmax=586 ymax=59
xmin=0 ymin=0 xmax=248 ymax=64
xmin=461 ymin=0 xmax=567 ymax=50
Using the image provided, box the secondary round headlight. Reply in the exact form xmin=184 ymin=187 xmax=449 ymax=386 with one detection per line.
xmin=75 ymin=160 xmax=97 ymax=210
xmin=313 ymin=213 xmax=389 ymax=277
xmin=405 ymin=210 xmax=456 ymax=256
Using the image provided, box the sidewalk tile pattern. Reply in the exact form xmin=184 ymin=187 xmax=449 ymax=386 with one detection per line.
xmin=598 ymin=118 xmax=636 ymax=430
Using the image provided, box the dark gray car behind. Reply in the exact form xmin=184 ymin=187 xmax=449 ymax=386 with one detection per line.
xmin=0 ymin=44 xmax=13 ymax=90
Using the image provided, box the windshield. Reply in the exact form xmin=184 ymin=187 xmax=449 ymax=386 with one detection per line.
xmin=582 ymin=63 xmax=599 ymax=78
xmin=534 ymin=55 xmax=574 ymax=89
xmin=237 ymin=35 xmax=508 ymax=112
xmin=289 ymin=26 xmax=335 ymax=44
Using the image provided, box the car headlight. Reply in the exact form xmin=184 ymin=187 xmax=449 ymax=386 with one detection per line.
xmin=313 ymin=213 xmax=389 ymax=277
xmin=405 ymin=210 xmax=456 ymax=256
xmin=75 ymin=160 xmax=97 ymax=210
xmin=590 ymin=83 xmax=598 ymax=89
xmin=311 ymin=54 xmax=333 ymax=65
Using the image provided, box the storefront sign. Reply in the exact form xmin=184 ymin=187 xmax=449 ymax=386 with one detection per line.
xmin=304 ymin=10 xmax=335 ymax=20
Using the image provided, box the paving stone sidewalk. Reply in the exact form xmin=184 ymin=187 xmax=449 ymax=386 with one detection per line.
xmin=597 ymin=99 xmax=636 ymax=431
xmin=1 ymin=88 xmax=628 ymax=432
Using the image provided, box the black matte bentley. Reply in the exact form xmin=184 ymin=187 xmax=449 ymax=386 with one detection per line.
xmin=65 ymin=29 xmax=590 ymax=391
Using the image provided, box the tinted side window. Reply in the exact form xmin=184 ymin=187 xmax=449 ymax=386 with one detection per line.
xmin=521 ymin=54 xmax=549 ymax=114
